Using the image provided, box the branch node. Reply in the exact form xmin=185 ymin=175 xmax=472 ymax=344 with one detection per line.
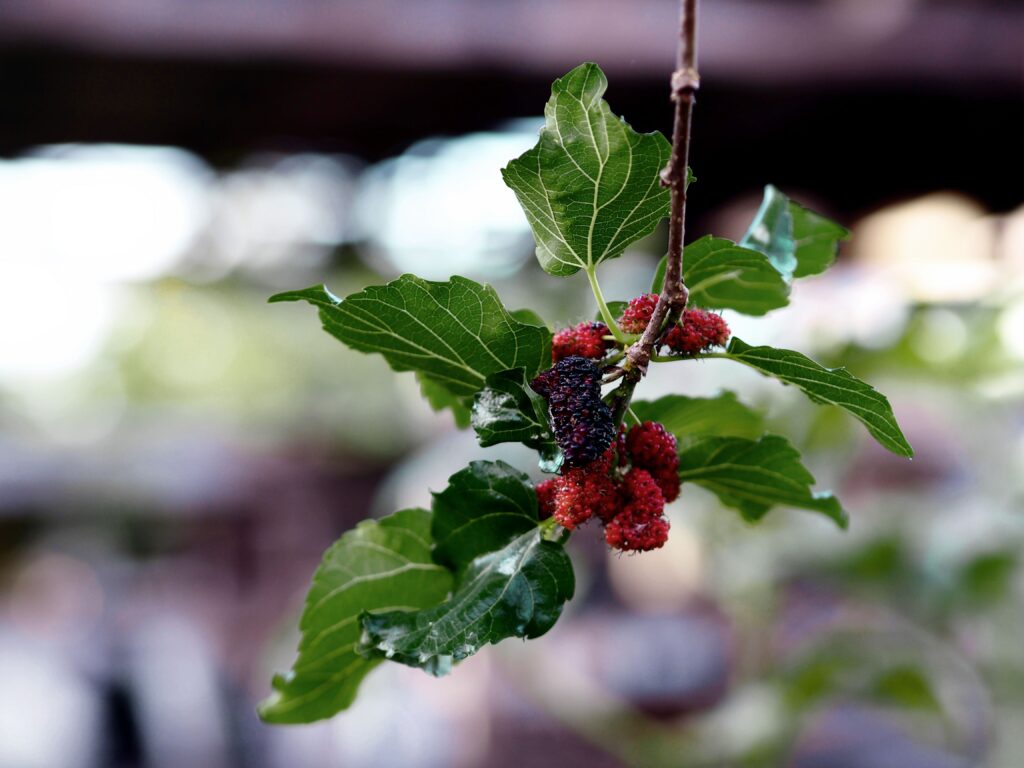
xmin=670 ymin=67 xmax=701 ymax=98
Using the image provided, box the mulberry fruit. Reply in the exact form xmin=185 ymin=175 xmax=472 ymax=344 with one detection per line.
xmin=551 ymin=464 xmax=619 ymax=529
xmin=625 ymin=421 xmax=680 ymax=502
xmin=605 ymin=468 xmax=670 ymax=552
xmin=531 ymin=356 xmax=615 ymax=468
xmin=618 ymin=294 xmax=660 ymax=334
xmin=552 ymin=322 xmax=613 ymax=362
xmin=625 ymin=421 xmax=677 ymax=470
xmin=663 ymin=309 xmax=731 ymax=355
xmin=536 ymin=478 xmax=558 ymax=520
xmin=648 ymin=465 xmax=681 ymax=504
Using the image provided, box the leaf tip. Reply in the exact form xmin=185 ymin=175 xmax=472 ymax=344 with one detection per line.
xmin=268 ymin=284 xmax=341 ymax=306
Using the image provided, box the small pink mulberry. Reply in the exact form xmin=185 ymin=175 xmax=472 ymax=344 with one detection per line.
xmin=618 ymin=294 xmax=660 ymax=334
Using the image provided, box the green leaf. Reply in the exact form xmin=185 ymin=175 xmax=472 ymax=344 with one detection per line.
xmin=678 ymin=435 xmax=847 ymax=528
xmin=870 ymin=665 xmax=942 ymax=712
xmin=270 ymin=276 xmax=552 ymax=407
xmin=741 ymin=185 xmax=849 ymax=279
xmin=360 ymin=527 xmax=574 ymax=676
xmin=722 ymin=338 xmax=913 ymax=457
xmin=510 ymin=307 xmax=550 ymax=329
xmin=741 ymin=185 xmax=796 ymax=276
xmin=683 ymin=235 xmax=791 ymax=315
xmin=431 ymin=460 xmax=541 ymax=571
xmin=790 ymin=201 xmax=850 ymax=278
xmin=954 ymin=551 xmax=1017 ymax=607
xmin=259 ymin=509 xmax=453 ymax=724
xmin=471 ymin=370 xmax=561 ymax=471
xmin=631 ymin=392 xmax=765 ymax=445
xmin=502 ymin=62 xmax=671 ymax=276
xmin=418 ymin=373 xmax=472 ymax=428
xmin=651 ymin=255 xmax=667 ymax=293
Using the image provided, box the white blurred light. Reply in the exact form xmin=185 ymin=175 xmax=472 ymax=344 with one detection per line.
xmin=0 ymin=144 xmax=210 ymax=379
xmin=0 ymin=259 xmax=114 ymax=378
xmin=355 ymin=121 xmax=538 ymax=279
xmin=0 ymin=144 xmax=211 ymax=283
xmin=855 ymin=193 xmax=998 ymax=302
xmin=998 ymin=299 xmax=1024 ymax=361
xmin=0 ymin=637 xmax=100 ymax=768
xmin=911 ymin=307 xmax=969 ymax=364
xmin=14 ymin=364 xmax=128 ymax=444
xmin=204 ymin=153 xmax=355 ymax=281
xmin=128 ymin=616 xmax=231 ymax=768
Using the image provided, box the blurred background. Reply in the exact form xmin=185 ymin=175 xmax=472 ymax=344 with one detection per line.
xmin=1 ymin=0 xmax=1022 ymax=766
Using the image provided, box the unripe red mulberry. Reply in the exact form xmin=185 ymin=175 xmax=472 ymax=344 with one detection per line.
xmin=649 ymin=465 xmax=681 ymax=504
xmin=605 ymin=468 xmax=670 ymax=552
xmin=531 ymin=356 xmax=615 ymax=468
xmin=663 ymin=309 xmax=731 ymax=355
xmin=552 ymin=322 xmax=613 ymax=362
xmin=625 ymin=421 xmax=680 ymax=502
xmin=625 ymin=421 xmax=678 ymax=470
xmin=618 ymin=294 xmax=660 ymax=334
xmin=552 ymin=464 xmax=619 ymax=529
xmin=536 ymin=478 xmax=558 ymax=520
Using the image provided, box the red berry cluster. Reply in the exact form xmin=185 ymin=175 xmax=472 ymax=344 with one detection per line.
xmin=663 ymin=309 xmax=731 ymax=355
xmin=536 ymin=420 xmax=679 ymax=552
xmin=617 ymin=294 xmax=659 ymax=334
xmin=624 ymin=421 xmax=681 ymax=503
xmin=552 ymin=321 xmax=613 ymax=362
xmin=617 ymin=295 xmax=730 ymax=356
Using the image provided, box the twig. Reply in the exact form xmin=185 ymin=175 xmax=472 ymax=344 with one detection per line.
xmin=610 ymin=0 xmax=699 ymax=424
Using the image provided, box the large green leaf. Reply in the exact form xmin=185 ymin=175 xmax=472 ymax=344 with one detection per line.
xmin=741 ymin=185 xmax=850 ymax=278
xmin=502 ymin=62 xmax=671 ymax=276
xmin=259 ymin=509 xmax=453 ymax=724
xmin=630 ymin=392 xmax=765 ymax=444
xmin=790 ymin=201 xmax=851 ymax=278
xmin=471 ymin=369 xmax=561 ymax=471
xmin=270 ymin=276 xmax=552 ymax=410
xmin=431 ymin=460 xmax=540 ymax=571
xmin=682 ymin=235 xmax=791 ymax=315
xmin=722 ymin=338 xmax=913 ymax=457
xmin=360 ymin=528 xmax=574 ymax=676
xmin=678 ymin=435 xmax=847 ymax=528
xmin=418 ymin=373 xmax=472 ymax=428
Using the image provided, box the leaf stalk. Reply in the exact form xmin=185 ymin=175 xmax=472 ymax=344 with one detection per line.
xmin=586 ymin=266 xmax=629 ymax=344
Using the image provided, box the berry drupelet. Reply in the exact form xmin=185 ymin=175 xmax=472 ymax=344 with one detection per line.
xmin=552 ymin=322 xmax=613 ymax=363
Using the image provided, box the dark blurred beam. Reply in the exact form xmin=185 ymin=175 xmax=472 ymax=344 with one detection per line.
xmin=0 ymin=47 xmax=1020 ymax=219
xmin=0 ymin=0 xmax=1021 ymax=84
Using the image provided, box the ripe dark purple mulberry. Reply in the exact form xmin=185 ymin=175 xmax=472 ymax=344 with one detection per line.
xmin=531 ymin=356 xmax=615 ymax=468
